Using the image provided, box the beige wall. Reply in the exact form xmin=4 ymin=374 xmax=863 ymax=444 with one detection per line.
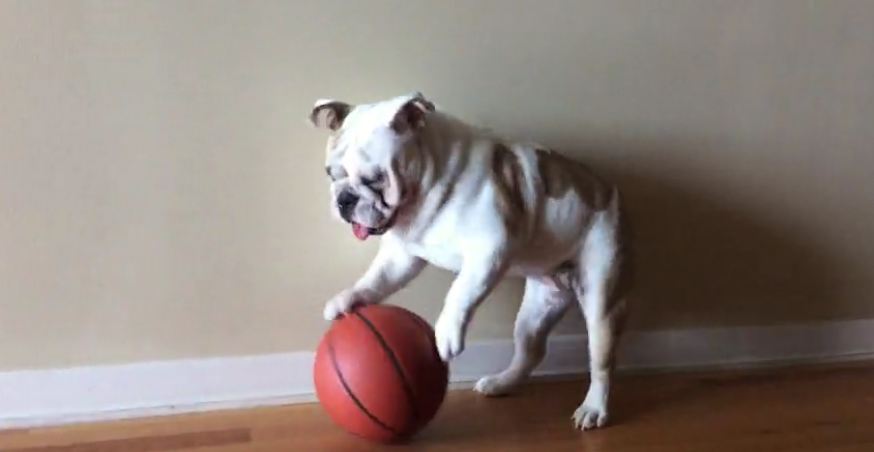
xmin=2 ymin=0 xmax=873 ymax=370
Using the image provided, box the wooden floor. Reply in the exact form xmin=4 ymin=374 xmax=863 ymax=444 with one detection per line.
xmin=2 ymin=363 xmax=874 ymax=451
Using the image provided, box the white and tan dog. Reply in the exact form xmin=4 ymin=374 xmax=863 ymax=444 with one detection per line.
xmin=311 ymin=93 xmax=630 ymax=430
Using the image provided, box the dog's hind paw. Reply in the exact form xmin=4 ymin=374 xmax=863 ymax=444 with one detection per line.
xmin=572 ymin=403 xmax=609 ymax=430
xmin=473 ymin=374 xmax=519 ymax=396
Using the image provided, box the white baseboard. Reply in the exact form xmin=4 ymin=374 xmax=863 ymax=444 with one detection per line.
xmin=2 ymin=319 xmax=873 ymax=429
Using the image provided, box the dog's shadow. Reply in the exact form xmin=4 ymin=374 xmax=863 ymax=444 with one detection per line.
xmin=474 ymin=134 xmax=846 ymax=426
xmin=531 ymin=133 xmax=846 ymax=335
xmin=554 ymin=136 xmax=847 ymax=422
xmin=470 ymin=135 xmax=844 ymax=340
xmin=614 ymin=166 xmax=841 ymax=331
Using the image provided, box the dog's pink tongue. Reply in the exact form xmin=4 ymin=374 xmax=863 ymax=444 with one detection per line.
xmin=352 ymin=223 xmax=370 ymax=241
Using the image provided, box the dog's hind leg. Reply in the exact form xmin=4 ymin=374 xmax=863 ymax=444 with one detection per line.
xmin=474 ymin=277 xmax=573 ymax=396
xmin=572 ymin=197 xmax=629 ymax=430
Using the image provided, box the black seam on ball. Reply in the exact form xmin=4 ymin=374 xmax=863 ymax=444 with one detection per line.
xmin=327 ymin=336 xmax=399 ymax=435
xmin=406 ymin=313 xmax=443 ymax=363
xmin=353 ymin=310 xmax=420 ymax=424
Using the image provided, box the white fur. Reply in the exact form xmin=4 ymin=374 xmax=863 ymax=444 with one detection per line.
xmin=314 ymin=93 xmax=628 ymax=431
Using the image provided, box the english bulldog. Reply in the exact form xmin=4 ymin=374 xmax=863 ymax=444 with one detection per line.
xmin=311 ymin=93 xmax=630 ymax=430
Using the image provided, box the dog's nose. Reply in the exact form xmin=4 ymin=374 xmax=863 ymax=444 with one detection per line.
xmin=337 ymin=190 xmax=359 ymax=221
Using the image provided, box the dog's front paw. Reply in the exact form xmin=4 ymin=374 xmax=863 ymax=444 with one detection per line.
xmin=323 ymin=290 xmax=369 ymax=320
xmin=572 ymin=403 xmax=609 ymax=430
xmin=434 ymin=313 xmax=465 ymax=361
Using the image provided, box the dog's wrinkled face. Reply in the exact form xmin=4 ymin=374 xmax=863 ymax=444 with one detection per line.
xmin=311 ymin=93 xmax=433 ymax=240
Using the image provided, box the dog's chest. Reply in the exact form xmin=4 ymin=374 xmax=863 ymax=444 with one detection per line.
xmin=405 ymin=239 xmax=464 ymax=273
xmin=397 ymin=202 xmax=474 ymax=272
xmin=405 ymin=240 xmax=566 ymax=278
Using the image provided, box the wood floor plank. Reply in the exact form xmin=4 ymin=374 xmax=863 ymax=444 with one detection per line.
xmin=1 ymin=429 xmax=250 ymax=452
xmin=2 ymin=363 xmax=873 ymax=451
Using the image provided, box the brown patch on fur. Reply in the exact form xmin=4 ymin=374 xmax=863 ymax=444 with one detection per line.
xmin=535 ymin=148 xmax=560 ymax=197
xmin=611 ymin=188 xmax=634 ymax=302
xmin=492 ymin=144 xmax=527 ymax=235
xmin=535 ymin=148 xmax=609 ymax=209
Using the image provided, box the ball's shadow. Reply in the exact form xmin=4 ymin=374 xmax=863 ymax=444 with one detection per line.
xmin=552 ymin=134 xmax=844 ymax=422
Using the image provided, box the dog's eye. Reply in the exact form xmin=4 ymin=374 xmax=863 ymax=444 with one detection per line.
xmin=360 ymin=173 xmax=384 ymax=188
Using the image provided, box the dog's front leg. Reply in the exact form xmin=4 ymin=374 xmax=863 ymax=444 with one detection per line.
xmin=323 ymin=236 xmax=425 ymax=320
xmin=435 ymin=249 xmax=507 ymax=361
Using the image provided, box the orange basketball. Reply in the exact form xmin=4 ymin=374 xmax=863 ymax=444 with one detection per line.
xmin=313 ymin=304 xmax=449 ymax=442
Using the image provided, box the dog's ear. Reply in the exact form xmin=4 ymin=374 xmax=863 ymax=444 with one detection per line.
xmin=389 ymin=92 xmax=435 ymax=134
xmin=310 ymin=99 xmax=352 ymax=131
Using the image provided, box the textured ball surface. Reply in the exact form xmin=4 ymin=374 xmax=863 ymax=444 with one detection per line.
xmin=313 ymin=304 xmax=449 ymax=442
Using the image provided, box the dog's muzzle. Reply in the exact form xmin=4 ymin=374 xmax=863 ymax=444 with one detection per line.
xmin=337 ymin=190 xmax=358 ymax=223
xmin=336 ymin=189 xmax=394 ymax=241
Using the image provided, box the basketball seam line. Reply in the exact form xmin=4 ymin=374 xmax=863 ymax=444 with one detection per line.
xmin=326 ymin=337 xmax=400 ymax=435
xmin=409 ymin=314 xmax=442 ymax=361
xmin=353 ymin=311 xmax=421 ymax=423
